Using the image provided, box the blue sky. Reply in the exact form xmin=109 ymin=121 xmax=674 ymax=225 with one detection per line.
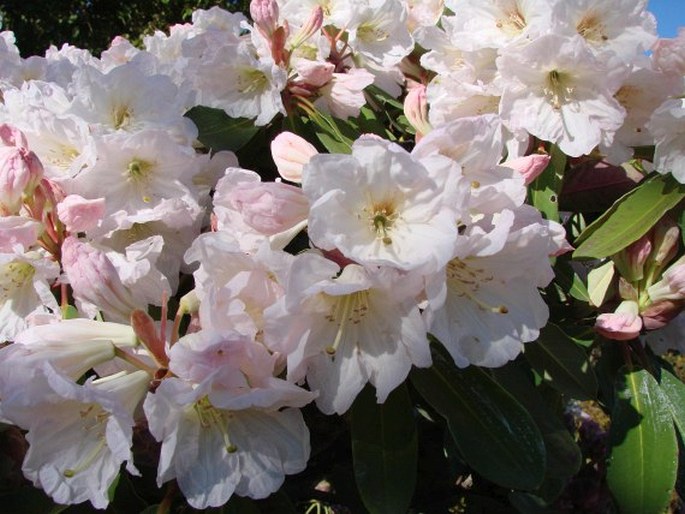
xmin=649 ymin=0 xmax=685 ymax=37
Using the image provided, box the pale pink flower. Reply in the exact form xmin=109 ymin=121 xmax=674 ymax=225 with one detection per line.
xmin=57 ymin=195 xmax=106 ymax=233
xmin=314 ymin=68 xmax=376 ymax=119
xmin=270 ymin=132 xmax=318 ymax=183
xmin=0 ymin=216 xmax=41 ymax=252
xmin=404 ymin=84 xmax=432 ymax=140
xmin=265 ymin=252 xmax=430 ymax=414
xmin=652 ymin=28 xmax=685 ymax=75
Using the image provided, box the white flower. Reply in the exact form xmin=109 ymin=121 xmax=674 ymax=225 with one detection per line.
xmin=424 ymin=206 xmax=556 ymax=368
xmin=498 ymin=34 xmax=626 ymax=157
xmin=11 ymin=367 xmax=150 ymax=509
xmin=144 ymin=330 xmax=313 ymax=509
xmin=647 ymin=98 xmax=685 ymax=182
xmin=264 ymin=252 xmax=430 ymax=414
xmin=304 ymin=136 xmax=466 ymax=273
xmin=0 ymin=249 xmax=59 ymax=342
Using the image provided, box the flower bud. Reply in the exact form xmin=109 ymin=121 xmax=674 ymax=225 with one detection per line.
xmin=649 ymin=218 xmax=679 ymax=275
xmin=647 ymin=257 xmax=685 ymax=303
xmin=403 ymin=84 xmax=431 ymax=141
xmin=290 ymin=5 xmax=324 ymax=49
xmin=641 ymin=299 xmax=685 ymax=330
xmin=270 ymin=132 xmax=318 ymax=183
xmin=227 ymin=181 xmax=309 ymax=236
xmin=61 ymin=236 xmax=138 ymax=323
xmin=250 ymin=0 xmax=279 ymax=38
xmin=613 ymin=233 xmax=652 ymax=283
xmin=0 ymin=125 xmax=44 ymax=215
xmin=501 ymin=154 xmax=551 ymax=185
xmin=594 ymin=300 xmax=642 ymax=341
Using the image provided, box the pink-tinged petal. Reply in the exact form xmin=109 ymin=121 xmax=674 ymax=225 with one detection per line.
xmin=57 ymin=195 xmax=105 ymax=233
xmin=501 ymin=154 xmax=550 ymax=185
xmin=270 ymin=132 xmax=318 ymax=183
xmin=594 ymin=301 xmax=642 ymax=341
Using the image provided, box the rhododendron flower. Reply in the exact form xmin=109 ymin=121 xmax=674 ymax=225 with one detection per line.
xmin=144 ymin=330 xmax=314 ymax=509
xmin=7 ymin=367 xmax=150 ymax=509
xmin=498 ymin=34 xmax=626 ymax=157
xmin=265 ymin=252 xmax=430 ymax=414
xmin=304 ymin=136 xmax=466 ymax=273
xmin=647 ymin=98 xmax=685 ymax=182
xmin=57 ymin=194 xmax=105 ymax=233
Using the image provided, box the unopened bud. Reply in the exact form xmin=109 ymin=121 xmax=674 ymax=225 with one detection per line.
xmin=250 ymin=0 xmax=279 ymax=37
xmin=647 ymin=257 xmax=685 ymax=303
xmin=501 ymin=154 xmax=551 ymax=185
xmin=404 ymin=84 xmax=431 ymax=141
xmin=290 ymin=6 xmax=324 ymax=50
xmin=594 ymin=300 xmax=642 ymax=341
xmin=0 ymin=124 xmax=44 ymax=215
xmin=613 ymin=234 xmax=652 ymax=283
xmin=270 ymin=131 xmax=318 ymax=183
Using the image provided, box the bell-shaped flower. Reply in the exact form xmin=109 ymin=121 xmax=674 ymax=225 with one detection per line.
xmin=265 ymin=251 xmax=430 ymax=414
xmin=304 ymin=136 xmax=466 ymax=274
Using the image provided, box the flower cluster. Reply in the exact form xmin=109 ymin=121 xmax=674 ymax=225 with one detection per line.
xmin=0 ymin=0 xmax=684 ymax=510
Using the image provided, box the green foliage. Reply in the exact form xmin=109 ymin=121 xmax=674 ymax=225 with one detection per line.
xmin=0 ymin=0 xmax=249 ymax=57
xmin=607 ymin=368 xmax=678 ymax=514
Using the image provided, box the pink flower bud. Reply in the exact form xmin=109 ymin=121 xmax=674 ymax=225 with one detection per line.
xmin=647 ymin=258 xmax=685 ymax=302
xmin=650 ymin=218 xmax=679 ymax=272
xmin=227 ymin=181 xmax=309 ymax=236
xmin=250 ymin=0 xmax=280 ymax=37
xmin=270 ymin=132 xmax=318 ymax=183
xmin=57 ymin=195 xmax=106 ymax=233
xmin=294 ymin=60 xmax=334 ymax=88
xmin=594 ymin=301 xmax=642 ymax=341
xmin=0 ymin=125 xmax=44 ymax=215
xmin=613 ymin=233 xmax=652 ymax=282
xmin=642 ymin=299 xmax=684 ymax=330
xmin=61 ymin=236 xmax=138 ymax=323
xmin=501 ymin=154 xmax=551 ymax=185
xmin=290 ymin=5 xmax=324 ymax=49
xmin=403 ymin=84 xmax=431 ymax=141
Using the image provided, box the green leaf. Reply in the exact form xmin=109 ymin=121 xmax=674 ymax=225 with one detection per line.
xmin=586 ymin=260 xmax=615 ymax=308
xmin=307 ymin=109 xmax=355 ymax=153
xmin=492 ymin=362 xmax=582 ymax=486
xmin=185 ymin=106 xmax=259 ymax=152
xmin=607 ymin=368 xmax=678 ymax=514
xmin=658 ymin=369 xmax=685 ymax=440
xmin=528 ymin=145 xmax=566 ymax=222
xmin=524 ymin=324 xmax=598 ymax=400
xmin=351 ymin=383 xmax=417 ymax=514
xmin=573 ymin=173 xmax=685 ymax=259
xmin=411 ymin=349 xmax=545 ymax=490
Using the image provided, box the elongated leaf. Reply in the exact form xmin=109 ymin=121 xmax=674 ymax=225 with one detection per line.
xmin=607 ymin=368 xmax=678 ymax=514
xmin=658 ymin=369 xmax=685 ymax=439
xmin=574 ymin=173 xmax=685 ymax=259
xmin=529 ymin=145 xmax=566 ymax=222
xmin=185 ymin=106 xmax=259 ymax=152
xmin=524 ymin=324 xmax=598 ymax=400
xmin=351 ymin=383 xmax=417 ymax=514
xmin=411 ymin=350 xmax=545 ymax=490
xmin=492 ymin=363 xmax=581 ymax=484
xmin=587 ymin=260 xmax=615 ymax=308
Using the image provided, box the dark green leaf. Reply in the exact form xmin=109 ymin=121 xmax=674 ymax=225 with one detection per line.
xmin=607 ymin=368 xmax=678 ymax=514
xmin=529 ymin=145 xmax=566 ymax=223
xmin=492 ymin=362 xmax=582 ymax=486
xmin=185 ymin=106 xmax=259 ymax=152
xmin=351 ymin=383 xmax=417 ymax=514
xmin=524 ymin=324 xmax=598 ymax=400
xmin=573 ymin=173 xmax=685 ymax=259
xmin=307 ymin=109 xmax=355 ymax=153
xmin=658 ymin=369 xmax=685 ymax=440
xmin=411 ymin=349 xmax=545 ymax=490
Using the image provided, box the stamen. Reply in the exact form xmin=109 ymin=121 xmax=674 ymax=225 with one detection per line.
xmin=63 ymin=438 xmax=107 ymax=478
xmin=194 ymin=397 xmax=238 ymax=454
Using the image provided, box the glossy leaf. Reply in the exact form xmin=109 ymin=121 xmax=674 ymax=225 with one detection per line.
xmin=185 ymin=106 xmax=259 ymax=152
xmin=492 ymin=363 xmax=581 ymax=485
xmin=524 ymin=324 xmax=598 ymax=400
xmin=587 ymin=260 xmax=615 ymax=308
xmin=607 ymin=368 xmax=678 ymax=514
xmin=411 ymin=349 xmax=545 ymax=490
xmin=573 ymin=173 xmax=685 ymax=259
xmin=351 ymin=383 xmax=417 ymax=514
xmin=658 ymin=369 xmax=685 ymax=440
